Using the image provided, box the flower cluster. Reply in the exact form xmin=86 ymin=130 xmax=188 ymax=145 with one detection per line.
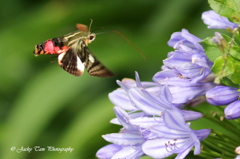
xmin=96 ymin=73 xmax=211 ymax=159
xmin=154 ymin=28 xmax=215 ymax=105
xmin=96 ymin=10 xmax=240 ymax=159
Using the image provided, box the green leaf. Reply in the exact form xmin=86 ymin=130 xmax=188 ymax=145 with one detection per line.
xmin=228 ymin=58 xmax=240 ymax=84
xmin=202 ymin=33 xmax=234 ymax=62
xmin=222 ymin=33 xmax=237 ymax=44
xmin=221 ymin=77 xmax=239 ymax=87
xmin=229 ymin=46 xmax=240 ymax=60
xmin=212 ymin=55 xmax=234 ymax=76
xmin=212 ymin=54 xmax=240 ymax=85
xmin=201 ymin=37 xmax=222 ymax=61
xmin=208 ymin=0 xmax=240 ymax=23
xmin=211 ymin=55 xmax=234 ymax=84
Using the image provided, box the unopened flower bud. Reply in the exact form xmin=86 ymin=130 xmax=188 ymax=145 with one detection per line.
xmin=206 ymin=86 xmax=239 ymax=106
xmin=212 ymin=32 xmax=228 ymax=53
xmin=224 ymin=100 xmax=240 ymax=120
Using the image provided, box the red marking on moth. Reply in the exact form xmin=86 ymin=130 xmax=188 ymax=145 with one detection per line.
xmin=44 ymin=40 xmax=68 ymax=54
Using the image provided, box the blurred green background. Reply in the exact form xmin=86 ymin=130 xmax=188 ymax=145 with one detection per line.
xmin=0 ymin=0 xmax=213 ymax=159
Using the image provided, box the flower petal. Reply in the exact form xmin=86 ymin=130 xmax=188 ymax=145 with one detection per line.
xmin=96 ymin=144 xmax=122 ymax=159
xmin=113 ymin=106 xmax=135 ymax=130
xmin=129 ymin=117 xmax=164 ymax=128
xmin=142 ymin=138 xmax=173 ymax=158
xmin=128 ymin=88 xmax=164 ymax=115
xmin=163 ymin=109 xmax=187 ymax=130
xmin=169 ymin=82 xmax=215 ymax=104
xmin=112 ymin=146 xmax=144 ymax=159
xmin=181 ymin=110 xmax=203 ymax=121
xmin=202 ymin=10 xmax=238 ymax=30
xmin=150 ymin=125 xmax=189 ymax=138
xmin=103 ymin=133 xmax=143 ymax=145
xmin=109 ymin=89 xmax=138 ymax=111
xmin=167 ymin=29 xmax=203 ymax=50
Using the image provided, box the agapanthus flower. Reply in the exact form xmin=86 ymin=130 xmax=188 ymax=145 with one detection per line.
xmin=153 ymin=29 xmax=215 ymax=105
xmin=212 ymin=32 xmax=229 ymax=54
xmin=224 ymin=100 xmax=240 ymax=120
xmin=111 ymin=72 xmax=203 ymax=121
xmin=153 ymin=71 xmax=215 ymax=104
xmin=97 ymin=71 xmax=211 ymax=159
xmin=206 ymin=86 xmax=239 ymax=106
xmin=202 ymin=10 xmax=239 ymax=30
xmin=212 ymin=32 xmax=222 ymax=44
xmin=164 ymin=29 xmax=213 ymax=84
xmin=163 ymin=50 xmax=212 ymax=82
xmin=236 ymin=155 xmax=240 ymax=159
xmin=96 ymin=106 xmax=146 ymax=159
xmin=108 ymin=74 xmax=160 ymax=111
xmin=142 ymin=109 xmax=211 ymax=159
xmin=167 ymin=29 xmax=203 ymax=51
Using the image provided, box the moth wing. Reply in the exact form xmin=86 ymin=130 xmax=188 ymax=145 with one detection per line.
xmin=76 ymin=24 xmax=89 ymax=32
xmin=78 ymin=41 xmax=114 ymax=77
xmin=58 ymin=49 xmax=85 ymax=76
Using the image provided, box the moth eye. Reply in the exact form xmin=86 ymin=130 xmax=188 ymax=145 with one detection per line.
xmin=89 ymin=35 xmax=96 ymax=42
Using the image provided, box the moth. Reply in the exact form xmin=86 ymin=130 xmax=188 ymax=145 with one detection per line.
xmin=33 ymin=22 xmax=114 ymax=77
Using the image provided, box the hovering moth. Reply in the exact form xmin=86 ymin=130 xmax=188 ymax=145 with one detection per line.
xmin=33 ymin=23 xmax=114 ymax=77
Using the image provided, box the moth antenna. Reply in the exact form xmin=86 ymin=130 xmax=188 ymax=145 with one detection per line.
xmin=50 ymin=55 xmax=58 ymax=63
xmin=112 ymin=30 xmax=146 ymax=60
xmin=50 ymin=55 xmax=58 ymax=58
xmin=91 ymin=27 xmax=105 ymax=33
xmin=95 ymin=30 xmax=146 ymax=60
xmin=50 ymin=60 xmax=57 ymax=63
xmin=89 ymin=19 xmax=93 ymax=32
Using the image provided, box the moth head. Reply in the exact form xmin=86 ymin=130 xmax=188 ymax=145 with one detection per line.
xmin=86 ymin=19 xmax=96 ymax=44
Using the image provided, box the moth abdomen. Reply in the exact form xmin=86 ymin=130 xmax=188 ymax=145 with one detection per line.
xmin=34 ymin=38 xmax=68 ymax=56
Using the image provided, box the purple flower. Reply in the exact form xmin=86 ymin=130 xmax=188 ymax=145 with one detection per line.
xmin=109 ymin=88 xmax=139 ymax=111
xmin=212 ymin=32 xmax=228 ymax=54
xmin=162 ymin=50 xmax=213 ymax=83
xmin=115 ymin=72 xmax=204 ymax=121
xmin=168 ymin=29 xmax=203 ymax=51
xmin=224 ymin=100 xmax=240 ymax=120
xmin=96 ymin=106 xmax=146 ymax=159
xmin=96 ymin=71 xmax=209 ymax=159
xmin=164 ymin=29 xmax=214 ymax=84
xmin=153 ymin=71 xmax=215 ymax=104
xmin=142 ymin=109 xmax=211 ymax=159
xmin=97 ymin=92 xmax=208 ymax=159
xmin=109 ymin=75 xmax=159 ymax=111
xmin=127 ymin=83 xmax=203 ymax=121
xmin=96 ymin=144 xmax=144 ymax=159
xmin=127 ymin=85 xmax=173 ymax=115
xmin=212 ymin=32 xmax=224 ymax=45
xmin=236 ymin=155 xmax=240 ymax=159
xmin=206 ymin=86 xmax=239 ymax=106
xmin=151 ymin=29 xmax=216 ymax=108
xmin=202 ymin=10 xmax=238 ymax=30
xmin=96 ymin=144 xmax=123 ymax=159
